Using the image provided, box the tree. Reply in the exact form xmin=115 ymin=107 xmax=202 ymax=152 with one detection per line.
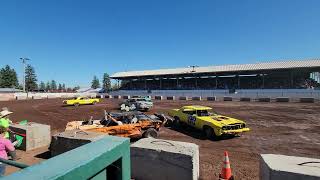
xmin=46 ymin=81 xmax=51 ymax=91
xmin=73 ymin=85 xmax=80 ymax=92
xmin=25 ymin=64 xmax=37 ymax=91
xmin=39 ymin=81 xmax=46 ymax=90
xmin=102 ymin=73 xmax=111 ymax=91
xmin=0 ymin=65 xmax=19 ymax=88
xmin=58 ymin=83 xmax=62 ymax=90
xmin=51 ymin=80 xmax=57 ymax=90
xmin=62 ymin=84 xmax=66 ymax=91
xmin=91 ymin=76 xmax=100 ymax=89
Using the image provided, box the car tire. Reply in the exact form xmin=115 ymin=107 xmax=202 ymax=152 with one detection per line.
xmin=204 ymin=126 xmax=215 ymax=139
xmin=173 ymin=116 xmax=181 ymax=128
xmin=74 ymin=103 xmax=80 ymax=107
xmin=92 ymin=101 xmax=96 ymax=105
xmin=143 ymin=128 xmax=159 ymax=138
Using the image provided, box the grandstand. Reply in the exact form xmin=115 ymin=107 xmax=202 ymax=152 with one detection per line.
xmin=111 ymin=59 xmax=320 ymax=90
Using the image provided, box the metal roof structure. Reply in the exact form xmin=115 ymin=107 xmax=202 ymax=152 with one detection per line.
xmin=111 ymin=59 xmax=320 ymax=79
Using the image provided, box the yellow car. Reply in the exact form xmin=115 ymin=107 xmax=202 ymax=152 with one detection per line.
xmin=63 ymin=97 xmax=100 ymax=106
xmin=168 ymin=105 xmax=250 ymax=139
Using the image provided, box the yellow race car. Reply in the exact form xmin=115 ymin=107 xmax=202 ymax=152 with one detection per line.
xmin=168 ymin=105 xmax=250 ymax=139
xmin=63 ymin=97 xmax=100 ymax=106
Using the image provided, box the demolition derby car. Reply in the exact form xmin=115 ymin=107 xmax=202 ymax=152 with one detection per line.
xmin=65 ymin=111 xmax=169 ymax=139
xmin=119 ymin=97 xmax=153 ymax=111
xmin=168 ymin=105 xmax=250 ymax=139
xmin=63 ymin=97 xmax=100 ymax=106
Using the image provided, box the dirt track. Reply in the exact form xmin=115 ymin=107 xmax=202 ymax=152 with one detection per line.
xmin=1 ymin=99 xmax=320 ymax=179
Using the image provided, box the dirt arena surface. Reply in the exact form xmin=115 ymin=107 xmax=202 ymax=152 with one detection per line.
xmin=1 ymin=99 xmax=320 ymax=179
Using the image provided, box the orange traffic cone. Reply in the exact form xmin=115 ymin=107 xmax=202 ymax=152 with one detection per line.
xmin=219 ymin=151 xmax=234 ymax=180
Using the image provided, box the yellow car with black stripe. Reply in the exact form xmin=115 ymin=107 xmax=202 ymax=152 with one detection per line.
xmin=63 ymin=97 xmax=100 ymax=106
xmin=168 ymin=105 xmax=250 ymax=139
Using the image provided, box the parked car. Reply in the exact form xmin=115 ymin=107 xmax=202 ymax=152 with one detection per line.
xmin=63 ymin=97 xmax=100 ymax=106
xmin=120 ymin=97 xmax=153 ymax=111
xmin=168 ymin=105 xmax=250 ymax=139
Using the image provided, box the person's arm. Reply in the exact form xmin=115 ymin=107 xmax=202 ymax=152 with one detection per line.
xmin=5 ymin=139 xmax=16 ymax=160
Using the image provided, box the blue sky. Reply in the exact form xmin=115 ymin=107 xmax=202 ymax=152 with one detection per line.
xmin=0 ymin=0 xmax=320 ymax=87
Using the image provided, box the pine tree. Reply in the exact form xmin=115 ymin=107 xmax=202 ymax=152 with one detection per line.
xmin=58 ymin=83 xmax=62 ymax=90
xmin=51 ymin=80 xmax=57 ymax=90
xmin=102 ymin=73 xmax=111 ymax=91
xmin=25 ymin=65 xmax=37 ymax=91
xmin=39 ymin=81 xmax=46 ymax=90
xmin=91 ymin=76 xmax=100 ymax=89
xmin=0 ymin=65 xmax=19 ymax=88
xmin=46 ymin=81 xmax=51 ymax=91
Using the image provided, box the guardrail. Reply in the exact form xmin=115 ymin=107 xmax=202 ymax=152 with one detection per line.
xmin=4 ymin=136 xmax=130 ymax=180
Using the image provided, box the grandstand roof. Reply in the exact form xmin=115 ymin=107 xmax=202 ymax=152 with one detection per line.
xmin=111 ymin=59 xmax=320 ymax=79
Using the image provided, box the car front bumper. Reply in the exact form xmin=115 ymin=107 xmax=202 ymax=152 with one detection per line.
xmin=221 ymin=128 xmax=250 ymax=135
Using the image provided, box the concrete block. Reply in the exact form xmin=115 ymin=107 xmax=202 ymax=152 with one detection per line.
xmin=259 ymin=97 xmax=271 ymax=102
xmin=166 ymin=96 xmax=175 ymax=100
xmin=131 ymin=138 xmax=199 ymax=180
xmin=179 ymin=96 xmax=190 ymax=100
xmin=105 ymin=95 xmax=112 ymax=99
xmin=154 ymin=96 xmax=163 ymax=100
xmin=50 ymin=130 xmax=107 ymax=157
xmin=32 ymin=96 xmax=42 ymax=100
xmin=240 ymin=97 xmax=251 ymax=102
xmin=16 ymin=95 xmax=28 ymax=100
xmin=113 ymin=95 xmax=121 ymax=99
xmin=223 ymin=96 xmax=233 ymax=101
xmin=9 ymin=122 xmax=51 ymax=151
xmin=260 ymin=154 xmax=320 ymax=180
xmin=300 ymin=97 xmax=314 ymax=103
xmin=276 ymin=97 xmax=290 ymax=102
xmin=123 ymin=95 xmax=130 ymax=99
xmin=192 ymin=96 xmax=202 ymax=101
xmin=206 ymin=96 xmax=216 ymax=101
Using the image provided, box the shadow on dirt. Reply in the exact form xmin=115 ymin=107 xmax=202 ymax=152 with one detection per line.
xmin=167 ymin=125 xmax=238 ymax=141
xmin=35 ymin=151 xmax=51 ymax=160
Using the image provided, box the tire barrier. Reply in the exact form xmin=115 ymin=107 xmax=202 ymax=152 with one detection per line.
xmin=240 ymin=97 xmax=251 ymax=102
xmin=206 ymin=97 xmax=216 ymax=101
xmin=179 ymin=96 xmax=189 ymax=100
xmin=166 ymin=96 xmax=175 ymax=100
xmin=123 ymin=95 xmax=130 ymax=99
xmin=276 ymin=97 xmax=289 ymax=102
xmin=299 ymin=97 xmax=315 ymax=103
xmin=192 ymin=97 xmax=202 ymax=101
xmin=258 ymin=97 xmax=271 ymax=102
xmin=154 ymin=96 xmax=163 ymax=100
xmin=223 ymin=96 xmax=233 ymax=101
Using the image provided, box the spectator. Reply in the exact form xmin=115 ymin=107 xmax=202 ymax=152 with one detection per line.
xmin=0 ymin=126 xmax=16 ymax=177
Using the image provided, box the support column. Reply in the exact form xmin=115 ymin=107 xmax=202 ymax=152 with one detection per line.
xmin=159 ymin=78 xmax=162 ymax=90
xmin=215 ymin=75 xmax=218 ymax=89
xmin=195 ymin=76 xmax=198 ymax=89
xmin=144 ymin=79 xmax=147 ymax=90
xmin=262 ymin=74 xmax=265 ymax=89
xmin=290 ymin=71 xmax=294 ymax=88
xmin=176 ymin=77 xmax=179 ymax=89
xmin=238 ymin=75 xmax=240 ymax=89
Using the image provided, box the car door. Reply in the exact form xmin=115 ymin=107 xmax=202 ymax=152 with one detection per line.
xmin=181 ymin=109 xmax=196 ymax=126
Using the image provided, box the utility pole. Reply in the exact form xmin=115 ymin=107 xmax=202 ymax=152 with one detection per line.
xmin=20 ymin=58 xmax=30 ymax=92
xmin=188 ymin=65 xmax=199 ymax=72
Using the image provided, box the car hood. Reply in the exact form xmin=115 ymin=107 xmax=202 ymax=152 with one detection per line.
xmin=198 ymin=115 xmax=245 ymax=126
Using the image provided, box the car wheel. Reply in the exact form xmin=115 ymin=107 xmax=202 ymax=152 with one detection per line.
xmin=143 ymin=128 xmax=159 ymax=138
xmin=204 ymin=126 xmax=215 ymax=139
xmin=74 ymin=103 xmax=80 ymax=107
xmin=92 ymin=101 xmax=96 ymax=105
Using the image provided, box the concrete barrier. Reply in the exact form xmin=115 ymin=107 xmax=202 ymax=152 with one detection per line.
xmin=192 ymin=97 xmax=202 ymax=101
xmin=50 ymin=130 xmax=107 ymax=157
xmin=206 ymin=96 xmax=216 ymax=101
xmin=300 ymin=97 xmax=315 ymax=103
xmin=260 ymin=154 xmax=320 ymax=180
xmin=258 ymin=97 xmax=271 ymax=102
xmin=167 ymin=96 xmax=175 ymax=100
xmin=123 ymin=95 xmax=130 ymax=99
xmin=10 ymin=123 xmax=51 ymax=151
xmin=179 ymin=96 xmax=190 ymax=100
xmin=32 ymin=96 xmax=42 ymax=100
xmin=276 ymin=97 xmax=290 ymax=102
xmin=240 ymin=97 xmax=251 ymax=102
xmin=113 ymin=95 xmax=121 ymax=99
xmin=223 ymin=96 xmax=233 ymax=101
xmin=131 ymin=138 xmax=199 ymax=180
xmin=154 ymin=96 xmax=163 ymax=100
